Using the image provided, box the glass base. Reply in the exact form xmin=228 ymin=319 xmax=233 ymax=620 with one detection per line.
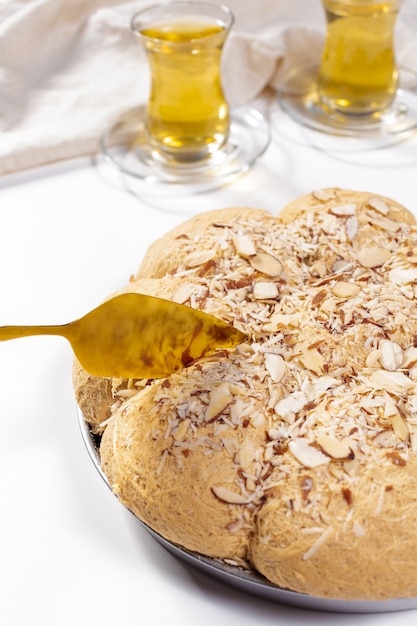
xmin=100 ymin=106 xmax=270 ymax=196
xmin=277 ymin=65 xmax=417 ymax=147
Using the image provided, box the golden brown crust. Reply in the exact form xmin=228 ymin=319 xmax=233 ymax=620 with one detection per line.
xmin=72 ymin=361 xmax=113 ymax=433
xmin=136 ymin=206 xmax=273 ymax=279
xmin=76 ymin=188 xmax=417 ymax=600
xmin=277 ymin=187 xmax=415 ymax=226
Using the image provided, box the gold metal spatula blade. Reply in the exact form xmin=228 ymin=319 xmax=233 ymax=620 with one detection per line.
xmin=0 ymin=293 xmax=247 ymax=378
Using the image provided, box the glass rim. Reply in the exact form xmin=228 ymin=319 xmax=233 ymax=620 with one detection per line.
xmin=321 ymin=0 xmax=402 ymax=4
xmin=130 ymin=1 xmax=235 ymax=44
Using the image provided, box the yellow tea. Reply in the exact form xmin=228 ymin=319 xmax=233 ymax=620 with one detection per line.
xmin=318 ymin=0 xmax=402 ymax=115
xmin=139 ymin=18 xmax=230 ymax=160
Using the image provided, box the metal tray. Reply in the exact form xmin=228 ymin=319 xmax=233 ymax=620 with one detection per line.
xmin=77 ymin=407 xmax=417 ymax=614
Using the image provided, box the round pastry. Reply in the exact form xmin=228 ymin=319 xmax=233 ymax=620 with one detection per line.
xmin=74 ymin=188 xmax=417 ymax=601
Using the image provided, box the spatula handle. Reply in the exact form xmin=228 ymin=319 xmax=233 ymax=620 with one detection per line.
xmin=0 ymin=325 xmax=66 ymax=341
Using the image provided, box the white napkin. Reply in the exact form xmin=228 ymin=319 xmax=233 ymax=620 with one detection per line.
xmin=1 ymin=0 xmax=416 ymax=176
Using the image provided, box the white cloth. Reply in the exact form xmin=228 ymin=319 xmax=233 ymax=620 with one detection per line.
xmin=1 ymin=0 xmax=416 ymax=175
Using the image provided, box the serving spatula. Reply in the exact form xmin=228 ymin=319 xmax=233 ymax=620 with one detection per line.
xmin=0 ymin=292 xmax=246 ymax=379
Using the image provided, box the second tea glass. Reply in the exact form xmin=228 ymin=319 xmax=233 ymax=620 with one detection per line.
xmin=276 ymin=0 xmax=417 ymax=144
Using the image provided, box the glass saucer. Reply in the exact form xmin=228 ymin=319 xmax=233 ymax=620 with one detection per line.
xmin=100 ymin=106 xmax=270 ymax=196
xmin=277 ymin=64 xmax=417 ymax=147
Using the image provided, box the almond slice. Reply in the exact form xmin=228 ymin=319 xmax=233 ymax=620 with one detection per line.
xmin=367 ymin=197 xmax=390 ymax=216
xmin=366 ymin=212 xmax=401 ymax=233
xmin=172 ymin=418 xmax=191 ymax=441
xmin=368 ymin=370 xmax=414 ymax=394
xmin=289 ymin=438 xmax=330 ymax=468
xmin=172 ymin=283 xmax=195 ymax=304
xmin=312 ymin=188 xmax=336 ymax=202
xmin=390 ymin=413 xmax=409 ymax=441
xmin=205 ymin=382 xmax=231 ymax=422
xmin=264 ymin=353 xmax=286 ymax=382
xmin=316 ymin=433 xmax=351 ymax=459
xmin=331 ymin=280 xmax=360 ymax=298
xmin=275 ymin=391 xmax=308 ymax=418
xmin=389 ymin=267 xmax=417 ymax=284
xmin=298 ymin=348 xmax=324 ymax=375
xmin=232 ymin=235 xmax=256 ymax=258
xmin=345 ymin=215 xmax=358 ymax=241
xmin=310 ymin=260 xmax=327 ymax=278
xmin=249 ymin=252 xmax=283 ymax=277
xmin=185 ymin=249 xmax=216 ymax=268
xmin=253 ymin=281 xmax=279 ymax=300
xmin=357 ymin=247 xmax=391 ymax=268
xmin=402 ymin=346 xmax=417 ymax=369
xmin=329 ymin=204 xmax=356 ymax=217
xmin=379 ymin=339 xmax=403 ymax=371
xmin=211 ymin=485 xmax=252 ymax=505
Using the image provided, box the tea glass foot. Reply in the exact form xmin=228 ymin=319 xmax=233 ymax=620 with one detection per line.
xmin=100 ymin=106 xmax=270 ymax=197
xmin=277 ymin=64 xmax=417 ymax=148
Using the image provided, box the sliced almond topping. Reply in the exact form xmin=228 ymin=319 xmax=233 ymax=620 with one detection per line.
xmin=368 ymin=370 xmax=414 ymax=394
xmin=357 ymin=247 xmax=391 ymax=268
xmin=211 ymin=485 xmax=252 ymax=505
xmin=311 ymin=289 xmax=327 ymax=306
xmin=367 ymin=197 xmax=390 ymax=216
xmin=332 ymin=259 xmax=353 ymax=273
xmin=366 ymin=212 xmax=401 ymax=233
xmin=383 ymin=394 xmax=398 ymax=418
xmin=289 ymin=438 xmax=330 ymax=468
xmin=298 ymin=348 xmax=324 ymax=375
xmin=373 ymin=429 xmax=396 ymax=447
xmin=236 ymin=444 xmax=255 ymax=469
xmin=370 ymin=305 xmax=389 ymax=322
xmin=390 ymin=412 xmax=409 ymax=441
xmin=331 ymin=280 xmax=360 ymax=298
xmin=249 ymin=252 xmax=283 ymax=277
xmin=389 ymin=267 xmax=417 ymax=284
xmin=275 ymin=391 xmax=308 ymax=418
xmin=172 ymin=418 xmax=191 ymax=441
xmin=172 ymin=283 xmax=195 ymax=304
xmin=264 ymin=353 xmax=286 ymax=383
xmin=365 ymin=349 xmax=381 ymax=368
xmin=345 ymin=215 xmax=359 ymax=241
xmin=232 ymin=235 xmax=256 ymax=258
xmin=310 ymin=260 xmax=327 ymax=278
xmin=316 ymin=433 xmax=351 ymax=459
xmin=312 ymin=188 xmax=336 ymax=202
xmin=205 ymin=382 xmax=231 ymax=422
xmin=253 ymin=281 xmax=279 ymax=300
xmin=302 ymin=525 xmax=334 ymax=560
xmin=402 ymin=346 xmax=417 ymax=369
xmin=379 ymin=339 xmax=403 ymax=371
xmin=264 ymin=312 xmax=301 ymax=331
xmin=329 ymin=204 xmax=356 ymax=217
xmin=185 ymin=249 xmax=216 ymax=268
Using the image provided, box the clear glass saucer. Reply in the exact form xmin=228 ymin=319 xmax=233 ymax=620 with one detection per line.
xmin=277 ymin=64 xmax=417 ymax=148
xmin=100 ymin=106 xmax=270 ymax=196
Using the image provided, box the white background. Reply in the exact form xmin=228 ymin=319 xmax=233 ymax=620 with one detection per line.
xmin=1 ymin=1 xmax=417 ymax=624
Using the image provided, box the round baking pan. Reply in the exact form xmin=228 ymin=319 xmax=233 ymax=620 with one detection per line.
xmin=77 ymin=407 xmax=417 ymax=614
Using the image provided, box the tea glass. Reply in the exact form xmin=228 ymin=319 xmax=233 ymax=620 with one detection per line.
xmin=100 ymin=1 xmax=270 ymax=195
xmin=131 ymin=1 xmax=233 ymax=162
xmin=276 ymin=0 xmax=417 ymax=143
xmin=317 ymin=0 xmax=401 ymax=117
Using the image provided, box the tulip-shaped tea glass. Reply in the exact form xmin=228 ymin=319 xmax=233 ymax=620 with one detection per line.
xmin=277 ymin=0 xmax=417 ymax=143
xmin=101 ymin=2 xmax=270 ymax=195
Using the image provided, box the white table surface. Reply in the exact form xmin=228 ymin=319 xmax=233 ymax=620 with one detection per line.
xmin=1 ymin=98 xmax=417 ymax=626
